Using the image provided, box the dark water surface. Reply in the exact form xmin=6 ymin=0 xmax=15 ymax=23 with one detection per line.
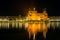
xmin=0 ymin=26 xmax=60 ymax=40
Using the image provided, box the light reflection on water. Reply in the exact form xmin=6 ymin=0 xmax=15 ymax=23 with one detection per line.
xmin=0 ymin=21 xmax=60 ymax=29
xmin=50 ymin=21 xmax=60 ymax=28
xmin=0 ymin=22 xmax=60 ymax=40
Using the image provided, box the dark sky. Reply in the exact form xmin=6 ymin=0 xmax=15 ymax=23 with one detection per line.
xmin=0 ymin=0 xmax=60 ymax=16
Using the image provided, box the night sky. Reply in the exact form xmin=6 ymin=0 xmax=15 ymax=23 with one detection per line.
xmin=0 ymin=0 xmax=60 ymax=16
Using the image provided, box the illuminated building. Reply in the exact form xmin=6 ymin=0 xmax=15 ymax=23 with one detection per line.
xmin=0 ymin=8 xmax=60 ymax=40
xmin=27 ymin=8 xmax=50 ymax=40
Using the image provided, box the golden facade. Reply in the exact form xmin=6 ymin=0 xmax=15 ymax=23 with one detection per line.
xmin=27 ymin=8 xmax=50 ymax=40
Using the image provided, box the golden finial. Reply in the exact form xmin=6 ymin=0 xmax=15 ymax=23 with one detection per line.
xmin=44 ymin=8 xmax=46 ymax=11
xmin=33 ymin=8 xmax=35 ymax=11
xmin=43 ymin=8 xmax=47 ymax=13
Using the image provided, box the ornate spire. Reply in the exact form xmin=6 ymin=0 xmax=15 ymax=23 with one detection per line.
xmin=43 ymin=8 xmax=47 ymax=13
xmin=43 ymin=8 xmax=46 ymax=12
xmin=29 ymin=8 xmax=31 ymax=11
xmin=44 ymin=8 xmax=46 ymax=10
xmin=33 ymin=8 xmax=35 ymax=11
xmin=43 ymin=8 xmax=48 ymax=16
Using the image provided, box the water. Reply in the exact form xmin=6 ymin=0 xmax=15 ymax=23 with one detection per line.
xmin=0 ymin=22 xmax=60 ymax=40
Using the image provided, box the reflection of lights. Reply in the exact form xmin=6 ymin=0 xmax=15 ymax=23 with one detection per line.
xmin=25 ymin=23 xmax=28 ymax=29
xmin=27 ymin=8 xmax=49 ymax=40
xmin=0 ymin=19 xmax=2 ymax=21
xmin=0 ymin=8 xmax=60 ymax=40
xmin=19 ymin=22 xmax=22 ymax=28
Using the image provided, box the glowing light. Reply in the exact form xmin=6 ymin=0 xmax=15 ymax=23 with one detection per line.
xmin=0 ymin=8 xmax=59 ymax=40
xmin=27 ymin=8 xmax=50 ymax=40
